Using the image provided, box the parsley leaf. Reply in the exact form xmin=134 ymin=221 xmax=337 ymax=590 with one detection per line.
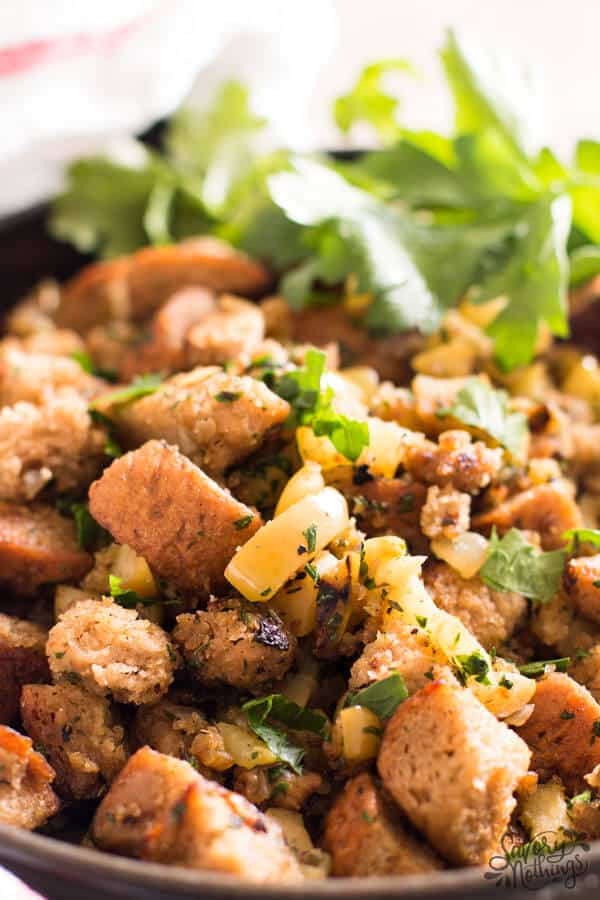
xmin=88 ymin=409 xmax=123 ymax=458
xmin=480 ymin=528 xmax=566 ymax=603
xmin=108 ymin=574 xmax=161 ymax=609
xmin=91 ymin=373 xmax=163 ymax=409
xmin=563 ymin=528 xmax=600 ymax=553
xmin=243 ymin=694 xmax=328 ymax=774
xmin=265 ymin=348 xmax=369 ymax=462
xmin=334 ymin=59 xmax=413 ymax=143
xmin=455 ymin=650 xmax=492 ymax=685
xmin=438 ymin=377 xmax=528 ymax=456
xmin=345 ymin=671 xmax=408 ymax=719
xmin=518 ymin=657 xmax=570 ymax=677
xmin=56 ymin=498 xmax=110 ymax=551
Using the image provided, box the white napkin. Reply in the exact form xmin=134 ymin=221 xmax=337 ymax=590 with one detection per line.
xmin=0 ymin=0 xmax=337 ymax=217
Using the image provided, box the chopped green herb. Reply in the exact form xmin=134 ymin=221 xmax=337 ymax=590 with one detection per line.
xmin=416 ymin=615 xmax=428 ymax=629
xmin=303 ymin=523 xmax=318 ymax=554
xmin=234 ymin=514 xmax=254 ymax=530
xmin=304 ymin=563 xmax=319 ymax=583
xmin=569 ymin=790 xmax=592 ymax=808
xmin=345 ymin=671 xmax=408 ymax=719
xmin=455 ymin=650 xmax=491 ymax=686
xmin=563 ymin=528 xmax=600 ymax=553
xmin=70 ymin=350 xmax=95 ymax=374
xmin=215 ymin=390 xmax=242 ymax=403
xmin=499 ymin=675 xmax=514 ymax=690
xmin=397 ymin=493 xmax=415 ymax=513
xmin=437 ymin=378 xmax=528 ymax=456
xmin=560 ymin=710 xmax=576 ymax=720
xmin=480 ymin=528 xmax=565 ymax=604
xmin=62 ymin=502 xmax=111 ymax=551
xmin=264 ymin=348 xmax=369 ymax=462
xmin=91 ymin=373 xmax=163 ymax=409
xmin=108 ymin=574 xmax=159 ymax=609
xmin=260 ymin=587 xmax=272 ymax=597
xmin=243 ymin=694 xmax=328 ymax=774
xmin=518 ymin=657 xmax=570 ymax=677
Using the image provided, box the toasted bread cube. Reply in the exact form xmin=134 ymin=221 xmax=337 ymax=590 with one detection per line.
xmin=0 ymin=614 xmax=48 ymax=724
xmin=0 ymin=503 xmax=91 ymax=595
xmin=0 ymin=725 xmax=59 ymax=829
xmin=88 ymin=441 xmax=261 ymax=596
xmin=101 ymin=367 xmax=289 ymax=478
xmin=377 ymin=679 xmax=531 ymax=866
xmin=323 ymin=773 xmax=442 ymax=877
xmin=515 ymin=673 xmax=600 ymax=793
xmin=92 ymin=747 xmax=301 ymax=883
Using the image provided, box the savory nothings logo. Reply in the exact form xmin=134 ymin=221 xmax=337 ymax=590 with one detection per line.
xmin=485 ymin=830 xmax=590 ymax=891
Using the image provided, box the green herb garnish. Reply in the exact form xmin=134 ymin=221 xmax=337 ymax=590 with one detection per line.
xmin=242 ymin=694 xmax=328 ymax=774
xmin=345 ymin=671 xmax=408 ymax=719
xmin=480 ymin=528 xmax=565 ymax=603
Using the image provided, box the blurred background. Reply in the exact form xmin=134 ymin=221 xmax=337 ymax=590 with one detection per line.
xmin=1 ymin=0 xmax=597 ymax=214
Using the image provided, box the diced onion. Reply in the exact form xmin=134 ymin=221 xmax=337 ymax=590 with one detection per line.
xmin=376 ymin=556 xmax=535 ymax=717
xmin=430 ymin=532 xmax=489 ymax=579
xmin=338 ymin=367 xmax=380 ymax=402
xmin=112 ymin=544 xmax=158 ymax=598
xmin=225 ymin=488 xmax=349 ymax=602
xmin=338 ymin=706 xmax=382 ymax=762
xmin=275 ymin=462 xmax=325 ymax=516
xmin=216 ymin=723 xmax=278 ymax=768
xmin=519 ymin=780 xmax=572 ymax=839
xmin=297 ymin=416 xmax=407 ymax=478
xmin=271 ymin=551 xmax=338 ymax=636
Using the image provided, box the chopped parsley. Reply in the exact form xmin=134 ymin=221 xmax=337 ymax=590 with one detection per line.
xmin=302 ymin=523 xmax=318 ymax=554
xmin=234 ymin=514 xmax=254 ymax=530
xmin=560 ymin=710 xmax=576 ymax=720
xmin=215 ymin=390 xmax=242 ymax=403
xmin=264 ymin=349 xmax=369 ymax=462
xmin=518 ymin=657 xmax=570 ymax=677
xmin=345 ymin=671 xmax=408 ymax=719
xmin=108 ymin=574 xmax=159 ymax=609
xmin=437 ymin=378 xmax=528 ymax=456
xmin=455 ymin=650 xmax=492 ymax=686
xmin=480 ymin=528 xmax=565 ymax=603
xmin=243 ymin=694 xmax=328 ymax=774
xmin=57 ymin=499 xmax=110 ymax=551
xmin=88 ymin=409 xmax=123 ymax=458
xmin=90 ymin=372 xmax=163 ymax=409
xmin=563 ymin=528 xmax=600 ymax=553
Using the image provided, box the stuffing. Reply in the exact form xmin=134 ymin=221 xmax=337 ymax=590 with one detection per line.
xmin=514 ymin=672 xmax=600 ymax=793
xmin=0 ymin=391 xmax=107 ymax=501
xmin=420 ymin=485 xmax=471 ymax=540
xmin=0 ymin=502 xmax=91 ymax=594
xmin=405 ymin=430 xmax=503 ymax=495
xmin=423 ymin=561 xmax=527 ymax=650
xmin=99 ymin=367 xmax=289 ymax=478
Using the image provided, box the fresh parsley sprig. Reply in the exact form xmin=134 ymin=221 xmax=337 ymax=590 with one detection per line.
xmin=480 ymin=528 xmax=565 ymax=604
xmin=264 ymin=348 xmax=369 ymax=462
